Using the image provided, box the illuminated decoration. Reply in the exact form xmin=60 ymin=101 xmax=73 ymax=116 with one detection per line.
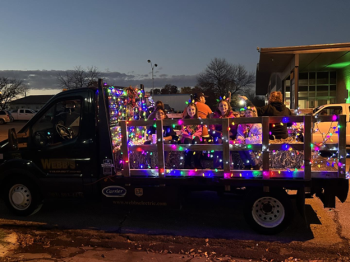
xmin=107 ymin=85 xmax=148 ymax=155
xmin=108 ymin=85 xmax=344 ymax=175
xmin=342 ymin=66 xmax=350 ymax=103
xmin=326 ymin=62 xmax=350 ymax=69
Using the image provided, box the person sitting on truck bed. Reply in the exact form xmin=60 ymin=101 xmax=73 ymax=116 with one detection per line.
xmin=236 ymin=106 xmax=262 ymax=170
xmin=209 ymin=98 xmax=238 ymax=168
xmin=181 ymin=103 xmax=203 ymax=169
xmin=145 ymin=107 xmax=177 ymax=144
xmin=147 ymin=101 xmax=164 ymax=120
xmin=240 ymin=91 xmax=292 ymax=140
xmin=182 ymin=92 xmax=212 ymax=142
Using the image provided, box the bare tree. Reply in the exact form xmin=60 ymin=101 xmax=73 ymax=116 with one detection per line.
xmin=197 ymin=58 xmax=255 ymax=109
xmin=197 ymin=58 xmax=255 ymax=96
xmin=0 ymin=77 xmax=27 ymax=110
xmin=57 ymin=66 xmax=101 ymax=89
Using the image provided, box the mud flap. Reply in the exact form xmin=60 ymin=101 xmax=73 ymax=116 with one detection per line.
xmin=315 ymin=179 xmax=348 ymax=208
xmin=316 ymin=181 xmax=336 ymax=208
xmin=335 ymin=179 xmax=349 ymax=203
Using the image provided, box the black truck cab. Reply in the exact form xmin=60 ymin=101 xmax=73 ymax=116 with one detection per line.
xmin=0 ymin=87 xmax=101 ymax=215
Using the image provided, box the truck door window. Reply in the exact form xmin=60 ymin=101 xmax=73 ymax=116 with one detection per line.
xmin=19 ymin=109 xmax=24 ymax=114
xmin=25 ymin=110 xmax=32 ymax=113
xmin=31 ymin=99 xmax=81 ymax=147
xmin=318 ymin=106 xmax=342 ymax=116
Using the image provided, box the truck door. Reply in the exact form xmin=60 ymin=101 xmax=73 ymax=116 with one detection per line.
xmin=18 ymin=109 xmax=25 ymax=120
xmin=25 ymin=97 xmax=90 ymax=198
xmin=313 ymin=105 xmax=342 ymax=144
xmin=24 ymin=109 xmax=33 ymax=121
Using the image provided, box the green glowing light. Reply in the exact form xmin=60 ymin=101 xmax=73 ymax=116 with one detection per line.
xmin=327 ymin=62 xmax=350 ymax=69
xmin=247 ymin=144 xmax=252 ymax=149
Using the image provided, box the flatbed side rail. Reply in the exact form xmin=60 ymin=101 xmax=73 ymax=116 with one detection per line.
xmin=118 ymin=115 xmax=346 ymax=180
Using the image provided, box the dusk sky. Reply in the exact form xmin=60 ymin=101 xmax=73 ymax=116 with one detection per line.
xmin=1 ymin=0 xmax=350 ymax=96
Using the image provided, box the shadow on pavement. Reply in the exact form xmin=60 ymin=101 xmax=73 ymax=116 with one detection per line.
xmin=0 ymin=191 xmax=315 ymax=243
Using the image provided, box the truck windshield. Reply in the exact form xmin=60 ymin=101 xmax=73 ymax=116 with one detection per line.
xmin=313 ymin=105 xmax=323 ymax=114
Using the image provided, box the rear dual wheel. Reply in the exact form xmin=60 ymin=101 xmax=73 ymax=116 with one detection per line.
xmin=244 ymin=189 xmax=293 ymax=234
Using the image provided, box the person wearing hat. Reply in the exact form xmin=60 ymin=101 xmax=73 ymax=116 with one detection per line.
xmin=182 ymin=92 xmax=212 ymax=139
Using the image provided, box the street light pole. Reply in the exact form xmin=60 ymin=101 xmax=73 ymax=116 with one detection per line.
xmin=147 ymin=60 xmax=157 ymax=89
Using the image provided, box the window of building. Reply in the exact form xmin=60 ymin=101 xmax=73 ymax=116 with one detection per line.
xmin=284 ymin=71 xmax=336 ymax=109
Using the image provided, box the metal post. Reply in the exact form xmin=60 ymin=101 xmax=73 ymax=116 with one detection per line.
xmin=97 ymin=78 xmax=115 ymax=175
xmin=148 ymin=60 xmax=157 ymax=90
xmin=156 ymin=120 xmax=165 ymax=178
xmin=222 ymin=118 xmax=230 ymax=172
xmin=303 ymin=115 xmax=312 ymax=180
xmin=338 ymin=115 xmax=346 ymax=178
xmin=262 ymin=117 xmax=270 ymax=178
xmin=120 ymin=121 xmax=130 ymax=177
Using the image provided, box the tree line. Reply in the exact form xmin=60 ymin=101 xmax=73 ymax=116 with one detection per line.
xmin=0 ymin=58 xmax=262 ymax=110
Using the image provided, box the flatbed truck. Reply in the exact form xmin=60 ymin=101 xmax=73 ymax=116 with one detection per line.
xmin=0 ymin=79 xmax=348 ymax=234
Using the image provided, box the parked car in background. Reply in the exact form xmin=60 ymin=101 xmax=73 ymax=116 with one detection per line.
xmin=0 ymin=110 xmax=13 ymax=124
xmin=10 ymin=108 xmax=36 ymax=121
xmin=312 ymin=103 xmax=350 ymax=145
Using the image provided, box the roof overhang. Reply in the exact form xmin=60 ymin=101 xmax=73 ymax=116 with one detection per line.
xmin=256 ymin=42 xmax=350 ymax=95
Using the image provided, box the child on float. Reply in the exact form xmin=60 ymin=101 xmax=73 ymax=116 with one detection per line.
xmin=209 ymin=98 xmax=238 ymax=168
xmin=181 ymin=103 xmax=203 ymax=169
xmin=147 ymin=101 xmax=164 ymax=120
xmin=144 ymin=107 xmax=177 ymax=168
xmin=145 ymin=107 xmax=177 ymax=144
xmin=236 ymin=106 xmax=262 ymax=170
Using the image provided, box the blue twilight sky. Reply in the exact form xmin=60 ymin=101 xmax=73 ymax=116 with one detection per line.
xmin=0 ymin=0 xmax=350 ymax=95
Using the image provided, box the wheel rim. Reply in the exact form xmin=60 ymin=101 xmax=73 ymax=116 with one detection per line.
xmin=9 ymin=184 xmax=32 ymax=211
xmin=252 ymin=196 xmax=285 ymax=228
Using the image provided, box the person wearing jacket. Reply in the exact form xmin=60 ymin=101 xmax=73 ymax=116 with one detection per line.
xmin=182 ymin=92 xmax=212 ymax=140
xmin=236 ymin=107 xmax=262 ymax=170
xmin=240 ymin=91 xmax=292 ymax=140
xmin=145 ymin=108 xmax=177 ymax=143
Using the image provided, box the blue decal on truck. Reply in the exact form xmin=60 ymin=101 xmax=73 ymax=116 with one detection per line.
xmin=102 ymin=186 xmax=127 ymax=197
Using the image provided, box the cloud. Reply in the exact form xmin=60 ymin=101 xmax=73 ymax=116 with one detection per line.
xmin=0 ymin=70 xmax=199 ymax=90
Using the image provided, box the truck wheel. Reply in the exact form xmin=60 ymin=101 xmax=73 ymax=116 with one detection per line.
xmin=244 ymin=189 xmax=293 ymax=235
xmin=3 ymin=178 xmax=42 ymax=216
xmin=0 ymin=119 xmax=4 ymax=125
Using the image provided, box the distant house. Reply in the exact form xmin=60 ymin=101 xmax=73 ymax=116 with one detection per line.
xmin=9 ymin=95 xmax=54 ymax=111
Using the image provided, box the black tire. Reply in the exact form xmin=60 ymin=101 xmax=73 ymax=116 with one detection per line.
xmin=0 ymin=119 xmax=5 ymax=125
xmin=244 ymin=189 xmax=293 ymax=235
xmin=3 ymin=177 xmax=42 ymax=216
